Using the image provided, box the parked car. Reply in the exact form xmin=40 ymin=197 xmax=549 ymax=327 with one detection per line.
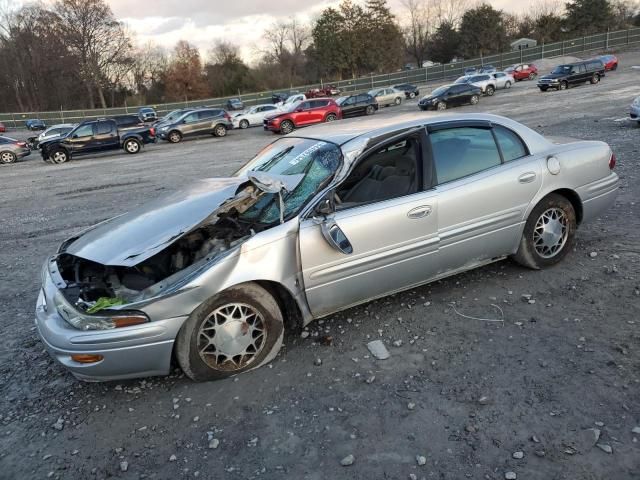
xmin=271 ymin=92 xmax=290 ymax=104
xmin=138 ymin=107 xmax=157 ymax=122
xmin=336 ymin=94 xmax=378 ymax=117
xmin=263 ymin=98 xmax=341 ymax=134
xmin=154 ymin=109 xmax=193 ymax=128
xmin=28 ymin=123 xmax=76 ymax=149
xmin=368 ymin=87 xmax=403 ymax=107
xmin=393 ymin=84 xmax=420 ymax=99
xmin=277 ymin=93 xmax=306 ymax=108
xmin=233 ymin=104 xmax=279 ymax=129
xmin=34 ymin=112 xmax=618 ymax=382
xmin=537 ymin=59 xmax=605 ymax=91
xmin=226 ymin=98 xmax=244 ymax=111
xmin=40 ymin=119 xmax=156 ymax=164
xmin=598 ymin=54 xmax=618 ymax=71
xmin=0 ymin=136 xmax=30 ymax=164
xmin=505 ymin=63 xmax=538 ymax=81
xmin=464 ymin=66 xmax=477 ymax=75
xmin=25 ymin=119 xmax=46 ymax=131
xmin=478 ymin=64 xmax=497 ymax=73
xmin=0 ymin=122 xmax=5 ymax=133
xmin=630 ymin=95 xmax=640 ymax=124
xmin=454 ymin=74 xmax=497 ymax=96
xmin=110 ymin=115 xmax=145 ymax=130
xmin=157 ymin=108 xmax=233 ymax=143
xmin=306 ymin=86 xmax=341 ymax=98
xmin=490 ymin=72 xmax=515 ymax=89
xmin=418 ymin=84 xmax=481 ymax=110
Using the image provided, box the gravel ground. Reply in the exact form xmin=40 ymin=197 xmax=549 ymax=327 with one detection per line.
xmin=1 ymin=51 xmax=639 ymax=480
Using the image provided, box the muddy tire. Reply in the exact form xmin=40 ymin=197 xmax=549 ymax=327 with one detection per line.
xmin=0 ymin=151 xmax=17 ymax=164
xmin=123 ymin=138 xmax=141 ymax=154
xmin=512 ymin=193 xmax=577 ymax=270
xmin=168 ymin=130 xmax=182 ymax=143
xmin=176 ymin=283 xmax=284 ymax=382
xmin=280 ymin=120 xmax=294 ymax=134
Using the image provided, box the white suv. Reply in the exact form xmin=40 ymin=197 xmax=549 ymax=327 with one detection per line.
xmin=454 ymin=74 xmax=497 ymax=96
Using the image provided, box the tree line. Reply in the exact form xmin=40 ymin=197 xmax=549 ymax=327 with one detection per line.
xmin=0 ymin=0 xmax=638 ymax=113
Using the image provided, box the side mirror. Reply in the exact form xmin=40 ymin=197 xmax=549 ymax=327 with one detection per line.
xmin=320 ymin=219 xmax=353 ymax=255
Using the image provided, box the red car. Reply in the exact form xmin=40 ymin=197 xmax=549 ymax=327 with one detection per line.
xmin=263 ymin=98 xmax=342 ymax=134
xmin=0 ymin=122 xmax=5 ymax=133
xmin=599 ymin=54 xmax=618 ymax=71
xmin=506 ymin=63 xmax=538 ymax=81
xmin=305 ymin=85 xmax=341 ymax=98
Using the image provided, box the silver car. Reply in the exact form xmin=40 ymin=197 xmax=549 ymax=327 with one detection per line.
xmin=490 ymin=72 xmax=515 ymax=90
xmin=0 ymin=136 xmax=30 ymax=164
xmin=630 ymin=95 xmax=640 ymax=123
xmin=35 ymin=113 xmax=618 ymax=382
xmin=368 ymin=87 xmax=403 ymax=107
xmin=454 ymin=74 xmax=497 ymax=96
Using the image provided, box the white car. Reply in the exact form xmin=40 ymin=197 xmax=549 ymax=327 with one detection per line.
xmin=454 ymin=74 xmax=497 ymax=96
xmin=233 ymin=104 xmax=279 ymax=129
xmin=276 ymin=94 xmax=306 ymax=108
xmin=490 ymin=72 xmax=516 ymax=90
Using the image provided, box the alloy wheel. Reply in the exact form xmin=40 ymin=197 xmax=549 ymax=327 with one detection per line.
xmin=51 ymin=151 xmax=68 ymax=164
xmin=533 ymin=207 xmax=568 ymax=258
xmin=125 ymin=140 xmax=139 ymax=153
xmin=197 ymin=303 xmax=266 ymax=372
xmin=0 ymin=152 xmax=16 ymax=164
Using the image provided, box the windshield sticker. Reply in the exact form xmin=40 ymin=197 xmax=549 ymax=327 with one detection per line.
xmin=289 ymin=142 xmax=324 ymax=166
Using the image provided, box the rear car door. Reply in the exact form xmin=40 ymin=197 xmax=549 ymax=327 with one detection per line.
xmin=95 ymin=120 xmax=118 ymax=151
xmin=428 ymin=121 xmax=542 ymax=272
xmin=341 ymin=96 xmax=357 ymax=117
xmin=299 ymin=129 xmax=441 ymax=317
xmin=194 ymin=110 xmax=216 ymax=134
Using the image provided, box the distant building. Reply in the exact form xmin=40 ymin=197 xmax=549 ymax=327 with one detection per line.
xmin=510 ymin=38 xmax=537 ymax=51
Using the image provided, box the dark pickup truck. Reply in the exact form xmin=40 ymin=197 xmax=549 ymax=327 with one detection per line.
xmin=40 ymin=119 xmax=156 ymax=164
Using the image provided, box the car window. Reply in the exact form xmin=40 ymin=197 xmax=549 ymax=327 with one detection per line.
xmin=335 ymin=134 xmax=421 ymax=208
xmin=342 ymin=96 xmax=356 ymax=106
xmin=96 ymin=121 xmax=112 ymax=135
xmin=495 ymin=73 xmax=504 ymax=78
xmin=198 ymin=110 xmax=215 ymax=120
xmin=311 ymin=100 xmax=329 ymax=108
xmin=493 ymin=125 xmax=528 ymax=162
xmin=263 ymin=106 xmax=276 ymax=111
xmin=356 ymin=94 xmax=370 ymax=102
xmin=73 ymin=124 xmax=94 ymax=138
xmin=182 ymin=112 xmax=198 ymax=123
xmin=522 ymin=64 xmax=528 ymax=69
xmin=299 ymin=101 xmax=311 ymax=110
xmin=578 ymin=64 xmax=586 ymax=73
xmin=430 ymin=127 xmax=501 ymax=184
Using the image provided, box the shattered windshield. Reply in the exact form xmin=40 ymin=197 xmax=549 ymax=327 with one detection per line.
xmin=235 ymin=138 xmax=342 ymax=224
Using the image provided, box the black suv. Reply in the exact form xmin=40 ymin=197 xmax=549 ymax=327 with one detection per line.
xmin=537 ymin=59 xmax=605 ymax=91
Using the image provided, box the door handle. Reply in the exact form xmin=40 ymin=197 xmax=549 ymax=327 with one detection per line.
xmin=407 ymin=205 xmax=432 ymax=219
xmin=518 ymin=172 xmax=536 ymax=184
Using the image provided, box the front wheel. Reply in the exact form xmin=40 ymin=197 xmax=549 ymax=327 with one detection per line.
xmin=505 ymin=81 xmax=512 ymax=89
xmin=485 ymin=85 xmax=495 ymax=96
xmin=213 ymin=124 xmax=227 ymax=137
xmin=394 ymin=97 xmax=402 ymax=105
xmin=559 ymin=81 xmax=568 ymax=90
xmin=512 ymin=193 xmax=576 ymax=269
xmin=50 ymin=148 xmax=69 ymax=164
xmin=239 ymin=119 xmax=249 ymax=129
xmin=325 ymin=113 xmax=337 ymax=122
xmin=123 ymin=138 xmax=141 ymax=154
xmin=436 ymin=101 xmax=447 ymax=111
xmin=409 ymin=92 xmax=416 ymax=99
xmin=175 ymin=283 xmax=284 ymax=381
xmin=470 ymin=95 xmax=479 ymax=105
xmin=590 ymin=73 xmax=600 ymax=84
xmin=168 ymin=130 xmax=182 ymax=143
xmin=279 ymin=120 xmax=294 ymax=134
xmin=365 ymin=105 xmax=375 ymax=115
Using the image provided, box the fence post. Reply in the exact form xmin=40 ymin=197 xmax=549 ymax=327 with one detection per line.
xmin=60 ymin=106 xmax=64 ymax=123
xmin=562 ymin=40 xmax=565 ymax=56
xmin=442 ymin=63 xmax=445 ymax=80
xmin=606 ymin=28 xmax=610 ymax=49
xmin=583 ymin=36 xmax=586 ymax=52
xmin=627 ymin=28 xmax=630 ymax=45
xmin=519 ymin=48 xmax=523 ymax=64
xmin=370 ymin=73 xmax=373 ymax=89
xmin=425 ymin=66 xmax=428 ymax=83
xmin=541 ymin=42 xmax=544 ymax=58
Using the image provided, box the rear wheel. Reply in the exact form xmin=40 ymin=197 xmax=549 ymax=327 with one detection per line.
xmin=470 ymin=95 xmax=480 ymax=105
xmin=213 ymin=124 xmax=227 ymax=137
xmin=612 ymin=63 xmax=618 ymax=71
xmin=50 ymin=148 xmax=69 ymax=164
xmin=512 ymin=193 xmax=576 ymax=269
xmin=409 ymin=92 xmax=416 ymax=99
xmin=590 ymin=73 xmax=600 ymax=84
xmin=394 ymin=97 xmax=402 ymax=105
xmin=0 ymin=151 xmax=17 ymax=164
xmin=365 ymin=105 xmax=375 ymax=115
xmin=168 ymin=130 xmax=182 ymax=143
xmin=280 ymin=120 xmax=294 ymax=134
xmin=239 ymin=119 xmax=249 ymax=129
xmin=528 ymin=72 xmax=536 ymax=80
xmin=436 ymin=101 xmax=447 ymax=111
xmin=485 ymin=85 xmax=495 ymax=96
xmin=123 ymin=138 xmax=141 ymax=154
xmin=176 ymin=283 xmax=284 ymax=382
xmin=505 ymin=81 xmax=512 ymax=89
xmin=325 ymin=113 xmax=337 ymax=122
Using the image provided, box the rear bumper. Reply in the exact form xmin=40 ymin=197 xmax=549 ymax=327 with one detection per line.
xmin=17 ymin=148 xmax=31 ymax=159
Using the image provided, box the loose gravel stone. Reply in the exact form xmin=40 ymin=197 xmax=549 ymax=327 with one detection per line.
xmin=596 ymin=443 xmax=612 ymax=454
xmin=416 ymin=455 xmax=427 ymax=466
xmin=512 ymin=451 xmax=524 ymax=459
xmin=367 ymin=340 xmax=390 ymax=360
xmin=120 ymin=461 xmax=129 ymax=472
xmin=169 ymin=454 xmax=177 ymax=462
xmin=340 ymin=454 xmax=354 ymax=466
xmin=505 ymin=472 xmax=517 ymax=480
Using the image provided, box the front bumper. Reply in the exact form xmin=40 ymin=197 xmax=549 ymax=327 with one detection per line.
xmin=35 ymin=259 xmax=187 ymax=381
xmin=630 ymin=104 xmax=640 ymax=120
xmin=17 ymin=148 xmax=31 ymax=159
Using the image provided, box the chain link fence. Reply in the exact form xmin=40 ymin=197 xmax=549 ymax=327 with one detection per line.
xmin=2 ymin=27 xmax=639 ymax=129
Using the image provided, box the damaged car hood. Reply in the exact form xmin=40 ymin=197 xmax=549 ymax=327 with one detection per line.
xmin=64 ymin=178 xmax=249 ymax=267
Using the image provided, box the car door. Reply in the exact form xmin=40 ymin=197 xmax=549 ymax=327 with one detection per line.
xmin=294 ymin=101 xmax=313 ymax=126
xmin=298 ymin=129 xmax=441 ymax=317
xmin=94 ymin=120 xmax=119 ymax=151
xmin=341 ymin=96 xmax=357 ymax=117
xmin=179 ymin=111 xmax=200 ymax=136
xmin=65 ymin=123 xmax=97 ymax=154
xmin=448 ymin=85 xmax=463 ymax=105
xmin=356 ymin=95 xmax=370 ymax=114
xmin=428 ymin=121 xmax=542 ymax=272
xmin=194 ymin=110 xmax=216 ymax=134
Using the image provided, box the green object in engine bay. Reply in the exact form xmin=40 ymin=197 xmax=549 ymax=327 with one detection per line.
xmin=86 ymin=297 xmax=126 ymax=314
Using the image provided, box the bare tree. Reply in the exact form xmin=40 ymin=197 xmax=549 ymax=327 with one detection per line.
xmin=402 ymin=0 xmax=432 ymax=67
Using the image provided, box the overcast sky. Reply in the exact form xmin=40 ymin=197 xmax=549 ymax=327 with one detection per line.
xmin=107 ymin=0 xmax=543 ymax=63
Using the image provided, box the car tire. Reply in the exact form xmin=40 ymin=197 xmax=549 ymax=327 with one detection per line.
xmin=512 ymin=193 xmax=577 ymax=270
xmin=239 ymin=119 xmax=249 ymax=129
xmin=612 ymin=63 xmax=618 ymax=71
xmin=590 ymin=73 xmax=600 ymax=84
xmin=175 ymin=283 xmax=285 ymax=382
xmin=559 ymin=81 xmax=568 ymax=90
xmin=325 ymin=113 xmax=338 ymax=122
xmin=168 ymin=130 xmax=182 ymax=143
xmin=539 ymin=87 xmax=548 ymax=92
xmin=528 ymin=72 xmax=536 ymax=80
xmin=123 ymin=138 xmax=141 ymax=154
xmin=280 ymin=120 xmax=294 ymax=134
xmin=394 ymin=97 xmax=402 ymax=105
xmin=470 ymin=95 xmax=480 ymax=105
xmin=436 ymin=101 xmax=447 ymax=111
xmin=49 ymin=148 xmax=69 ymax=164
xmin=409 ymin=92 xmax=416 ymax=99
xmin=505 ymin=81 xmax=512 ymax=89
xmin=365 ymin=105 xmax=375 ymax=115
xmin=0 ymin=151 xmax=17 ymax=164
xmin=213 ymin=124 xmax=227 ymax=137
xmin=485 ymin=85 xmax=495 ymax=96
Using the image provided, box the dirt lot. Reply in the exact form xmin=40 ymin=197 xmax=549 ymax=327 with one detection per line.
xmin=1 ymin=51 xmax=639 ymax=480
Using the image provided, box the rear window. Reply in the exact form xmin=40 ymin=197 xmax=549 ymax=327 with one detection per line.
xmin=493 ymin=125 xmax=528 ymax=161
xmin=96 ymin=121 xmax=113 ymax=135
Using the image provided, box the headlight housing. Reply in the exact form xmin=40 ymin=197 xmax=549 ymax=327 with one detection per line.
xmin=53 ymin=293 xmax=149 ymax=331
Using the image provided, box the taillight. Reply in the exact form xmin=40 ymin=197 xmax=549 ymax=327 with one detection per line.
xmin=224 ymin=113 xmax=232 ymax=121
xmin=149 ymin=127 xmax=155 ymax=137
xmin=15 ymin=141 xmax=26 ymax=147
xmin=609 ymin=152 xmax=616 ymax=170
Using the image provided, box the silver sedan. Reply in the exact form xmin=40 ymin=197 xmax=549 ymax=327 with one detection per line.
xmin=35 ymin=113 xmax=619 ymax=381
xmin=0 ymin=136 xmax=31 ymax=164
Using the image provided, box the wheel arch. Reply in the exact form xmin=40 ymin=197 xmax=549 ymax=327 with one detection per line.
xmin=254 ymin=280 xmax=304 ymax=331
xmin=533 ymin=188 xmax=583 ymax=225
